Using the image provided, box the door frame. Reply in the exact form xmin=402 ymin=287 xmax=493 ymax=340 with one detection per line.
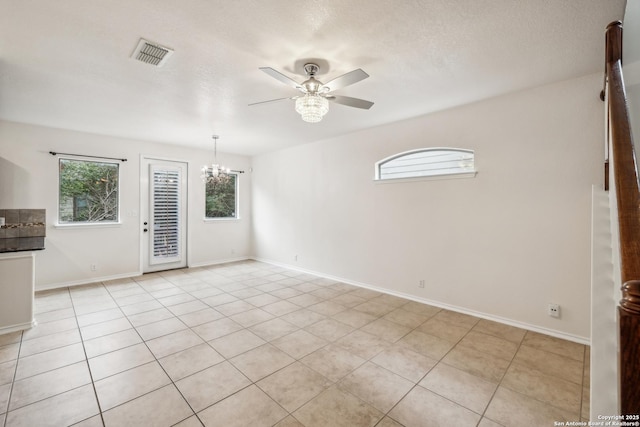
xmin=139 ymin=155 xmax=189 ymax=274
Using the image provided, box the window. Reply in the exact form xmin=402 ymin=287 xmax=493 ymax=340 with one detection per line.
xmin=205 ymin=173 xmax=238 ymax=219
xmin=58 ymin=158 xmax=119 ymax=223
xmin=375 ymin=148 xmax=476 ymax=181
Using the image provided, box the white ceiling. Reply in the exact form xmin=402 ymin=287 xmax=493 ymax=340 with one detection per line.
xmin=0 ymin=0 xmax=626 ymax=156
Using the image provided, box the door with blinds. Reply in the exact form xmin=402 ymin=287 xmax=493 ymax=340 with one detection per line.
xmin=141 ymin=158 xmax=188 ymax=273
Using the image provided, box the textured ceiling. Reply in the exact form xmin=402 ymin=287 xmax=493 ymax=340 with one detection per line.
xmin=0 ymin=0 xmax=627 ymax=155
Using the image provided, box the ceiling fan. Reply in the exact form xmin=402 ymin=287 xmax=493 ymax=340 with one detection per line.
xmin=249 ymin=63 xmax=374 ymax=123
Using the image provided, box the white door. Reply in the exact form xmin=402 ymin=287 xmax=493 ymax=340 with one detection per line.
xmin=141 ymin=158 xmax=188 ymax=273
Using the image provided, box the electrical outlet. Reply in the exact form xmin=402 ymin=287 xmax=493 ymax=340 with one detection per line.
xmin=418 ymin=279 xmax=425 ymax=288
xmin=548 ymin=303 xmax=560 ymax=318
xmin=90 ymin=264 xmax=97 ymax=272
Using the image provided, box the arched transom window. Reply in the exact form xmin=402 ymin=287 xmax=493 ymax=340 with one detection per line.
xmin=375 ymin=148 xmax=476 ymax=181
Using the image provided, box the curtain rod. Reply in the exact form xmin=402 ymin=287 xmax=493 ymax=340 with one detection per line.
xmin=49 ymin=151 xmax=127 ymax=162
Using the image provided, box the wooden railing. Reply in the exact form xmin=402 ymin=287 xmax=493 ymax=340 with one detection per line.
xmin=603 ymin=20 xmax=640 ymax=415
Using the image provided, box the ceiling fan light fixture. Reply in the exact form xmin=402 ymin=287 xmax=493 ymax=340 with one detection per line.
xmin=295 ymin=94 xmax=329 ymax=123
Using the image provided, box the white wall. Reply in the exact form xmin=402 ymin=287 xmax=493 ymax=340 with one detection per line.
xmin=0 ymin=121 xmax=252 ymax=289
xmin=252 ymin=73 xmax=604 ymax=341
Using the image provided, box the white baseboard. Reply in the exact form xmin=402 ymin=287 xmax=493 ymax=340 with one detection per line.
xmin=252 ymin=256 xmax=590 ymax=345
xmin=189 ymin=256 xmax=251 ymax=269
xmin=0 ymin=319 xmax=37 ymax=335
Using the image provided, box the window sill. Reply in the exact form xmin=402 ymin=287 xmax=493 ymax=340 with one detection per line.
xmin=374 ymin=171 xmax=477 ymax=184
xmin=203 ymin=217 xmax=241 ymax=223
xmin=54 ymin=222 xmax=122 ymax=229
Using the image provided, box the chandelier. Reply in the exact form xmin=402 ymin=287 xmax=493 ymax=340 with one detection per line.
xmin=295 ymin=93 xmax=329 ymax=123
xmin=201 ymin=135 xmax=231 ymax=184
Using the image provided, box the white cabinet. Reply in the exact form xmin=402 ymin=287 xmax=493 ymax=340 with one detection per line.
xmin=0 ymin=251 xmax=36 ymax=334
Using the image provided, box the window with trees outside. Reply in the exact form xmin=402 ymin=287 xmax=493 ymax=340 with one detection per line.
xmin=58 ymin=158 xmax=119 ymax=224
xmin=375 ymin=148 xmax=476 ymax=181
xmin=205 ymin=173 xmax=238 ymax=219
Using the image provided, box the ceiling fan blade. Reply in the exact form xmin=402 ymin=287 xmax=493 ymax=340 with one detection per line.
xmin=322 ymin=69 xmax=369 ymax=92
xmin=326 ymin=95 xmax=374 ymax=110
xmin=248 ymin=97 xmax=293 ymax=107
xmin=259 ymin=67 xmax=301 ymax=90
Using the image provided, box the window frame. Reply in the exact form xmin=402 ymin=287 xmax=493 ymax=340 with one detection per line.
xmin=204 ymin=172 xmax=240 ymax=221
xmin=56 ymin=157 xmax=121 ymax=227
xmin=375 ymin=147 xmax=477 ymax=182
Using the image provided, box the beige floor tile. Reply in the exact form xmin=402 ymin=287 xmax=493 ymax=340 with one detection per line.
xmin=308 ymin=301 xmax=348 ymax=316
xmin=198 ymin=384 xmax=287 ymax=427
xmin=33 ymin=308 xmax=75 ymax=324
xmin=83 ymin=328 xmax=142 ymax=358
xmin=74 ymin=300 xmax=119 ymax=316
xmin=80 ymin=317 xmax=132 ymax=341
xmin=301 ymin=344 xmax=366 ymax=382
xmin=293 ymin=385 xmax=383 ymax=427
xmin=177 ymin=308 xmax=224 ymax=327
xmin=338 ymin=362 xmax=414 ymax=412
xmin=176 ymin=362 xmax=251 ymax=412
xmin=70 ymin=414 xmax=104 ymax=427
xmin=478 ymin=417 xmax=504 ymax=427
xmin=22 ymin=317 xmax=78 ymax=341
xmin=389 ymin=386 xmax=481 ymax=427
xmin=442 ymin=346 xmax=511 ymax=383
xmin=0 ymin=332 xmax=23 ymax=348
xmin=5 ymin=384 xmax=99 ymax=427
xmin=473 ymin=319 xmax=526 ymax=344
xmin=262 ymin=300 xmax=302 ymax=316
xmin=280 ymin=309 xmax=326 ymax=327
xmin=149 ymin=286 xmax=183 ymax=299
xmin=522 ymin=331 xmax=585 ymax=361
xmin=382 ymin=308 xmax=431 ymax=328
xmin=432 ymin=309 xmax=480 ymax=329
xmin=335 ymin=330 xmax=390 ymax=360
xmin=145 ymin=329 xmax=204 ymax=359
xmin=401 ymin=301 xmax=441 ymax=317
xmin=126 ymin=307 xmax=174 ymax=327
xmin=192 ymin=317 xmax=243 ymax=341
xmin=135 ymin=317 xmax=187 ymax=341
xmin=159 ymin=343 xmax=224 ymax=381
xmin=353 ymin=301 xmax=394 ymax=317
xmin=311 ymin=287 xmax=343 ymax=300
xmin=272 ymin=330 xmax=328 ymax=359
xmin=15 ymin=343 xmax=86 ymax=380
xmin=305 ymin=318 xmax=354 ymax=342
xmin=102 ymin=384 xmax=192 ymax=427
xmin=75 ymin=308 xmax=123 ymax=328
xmin=18 ymin=329 xmax=81 ymax=357
xmin=361 ymin=318 xmax=411 ymax=343
xmin=230 ymin=343 xmax=295 ymax=382
xmin=329 ymin=293 xmax=367 ymax=308
xmin=457 ymin=331 xmax=518 ymax=362
xmin=257 ymin=361 xmax=332 ymax=412
xmin=501 ymin=362 xmax=582 ymax=414
xmin=158 ymin=293 xmax=196 ymax=307
xmin=0 ymin=383 xmax=9 ymax=415
xmin=287 ymin=294 xmax=325 ymax=308
xmin=420 ymin=363 xmax=497 ymax=414
xmin=88 ymin=343 xmax=154 ymax=380
xmin=513 ymin=345 xmax=583 ymax=385
xmin=245 ymin=293 xmax=281 ymax=307
xmin=371 ymin=345 xmax=437 ymax=383
xmin=397 ymin=330 xmax=454 ymax=360
xmin=215 ymin=300 xmax=256 ymax=316
xmin=485 ymin=386 xmax=576 ymax=427
xmin=330 ymin=310 xmax=377 ymax=331
xmin=274 ymin=415 xmax=305 ymax=427
xmin=348 ymin=288 xmax=383 ymax=300
xmin=0 ymin=360 xmax=16 ymax=386
xmin=229 ymin=308 xmax=275 ymax=327
xmin=270 ymin=288 xmax=304 ymax=299
xmin=0 ymin=344 xmax=20 ymax=364
xmin=249 ymin=318 xmax=299 ymax=341
xmin=9 ymin=361 xmax=91 ymax=411
xmin=119 ymin=299 xmax=163 ymax=316
xmin=417 ymin=317 xmax=470 ymax=343
xmin=201 ymin=293 xmax=239 ymax=307
xmin=173 ymin=415 xmax=203 ymax=427
xmin=209 ymin=329 xmax=266 ymax=359
xmin=95 ymin=361 xmax=171 ymax=410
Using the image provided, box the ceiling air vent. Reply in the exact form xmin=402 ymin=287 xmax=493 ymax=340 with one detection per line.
xmin=131 ymin=38 xmax=173 ymax=67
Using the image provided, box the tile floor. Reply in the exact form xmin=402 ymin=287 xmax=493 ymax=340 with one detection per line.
xmin=0 ymin=260 xmax=590 ymax=427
